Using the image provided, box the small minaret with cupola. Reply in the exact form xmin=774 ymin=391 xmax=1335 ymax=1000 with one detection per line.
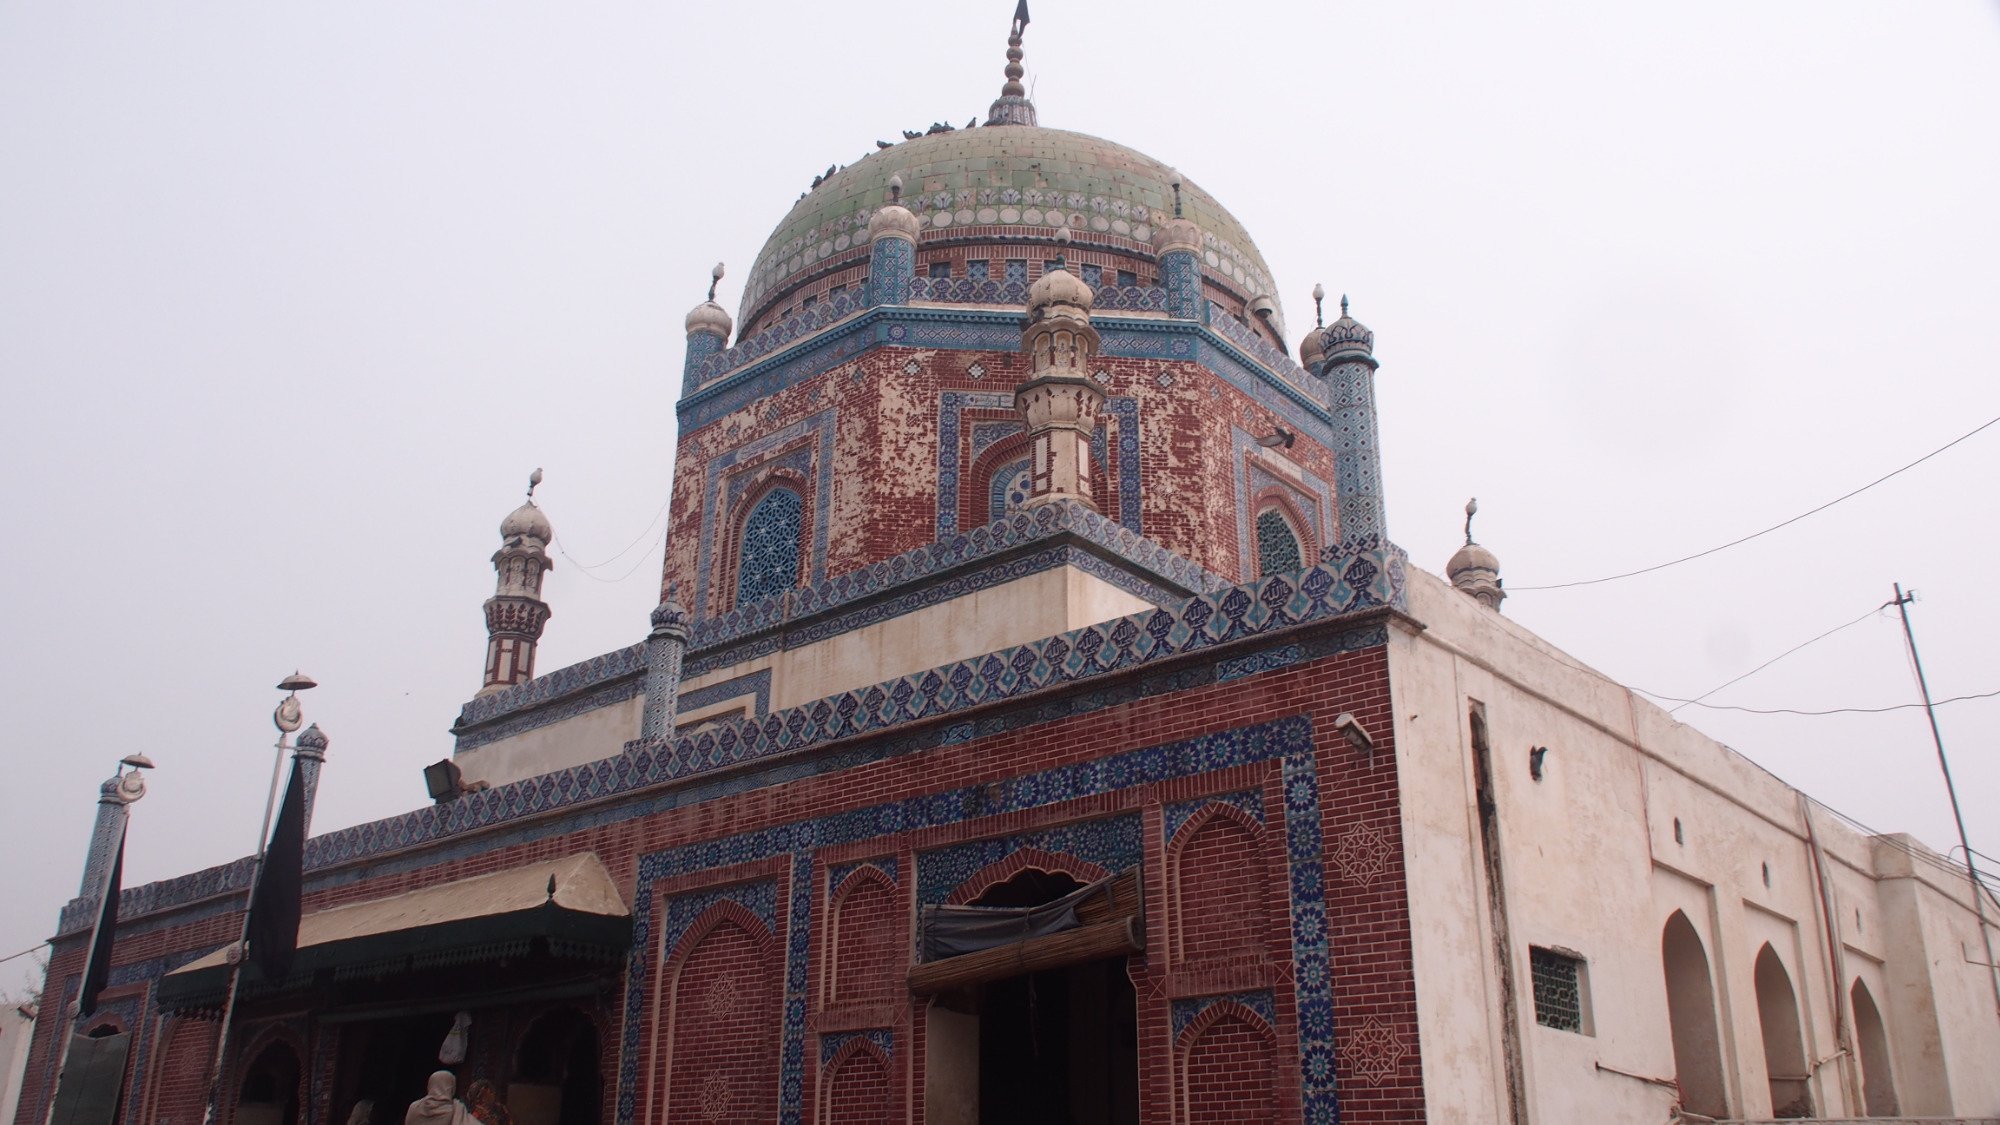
xmin=480 ymin=470 xmax=555 ymax=695
xmin=1015 ymin=233 xmax=1104 ymax=510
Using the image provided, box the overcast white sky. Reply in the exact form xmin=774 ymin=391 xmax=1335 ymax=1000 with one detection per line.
xmin=3 ymin=1 xmax=1997 ymax=994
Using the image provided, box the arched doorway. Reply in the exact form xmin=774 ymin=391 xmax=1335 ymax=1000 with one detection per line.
xmin=1850 ymin=979 xmax=1899 ymax=1116
xmin=1661 ymin=912 xmax=1726 ymax=1118
xmin=512 ymin=1008 xmax=600 ymax=1125
xmin=237 ymin=1040 xmax=302 ymax=1125
xmin=947 ymin=869 xmax=1139 ymax=1125
xmin=1753 ymin=944 xmax=1812 ymax=1118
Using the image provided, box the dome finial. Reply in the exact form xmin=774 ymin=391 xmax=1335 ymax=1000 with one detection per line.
xmin=1167 ymin=168 xmax=1184 ymax=219
xmin=527 ymin=467 xmax=543 ymax=500
xmin=888 ymin=174 xmax=903 ymax=204
xmin=1463 ymin=496 xmax=1478 ymax=544
xmin=707 ymin=262 xmax=725 ymax=302
xmin=985 ymin=1 xmax=1038 ymax=126
xmin=1312 ymin=283 xmax=1325 ymax=328
xmin=1447 ymin=498 xmax=1505 ymax=612
xmin=1340 ymin=293 xmax=1350 ymax=318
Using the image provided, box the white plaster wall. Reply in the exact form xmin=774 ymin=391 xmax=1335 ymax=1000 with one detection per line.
xmin=1394 ymin=566 xmax=2000 ymax=1121
xmin=455 ymin=693 xmax=644 ymax=788
xmin=460 ymin=565 xmax=1154 ymax=789
xmin=0 ymin=1004 xmax=37 ymax=1125
xmin=678 ymin=565 xmax=1152 ymax=714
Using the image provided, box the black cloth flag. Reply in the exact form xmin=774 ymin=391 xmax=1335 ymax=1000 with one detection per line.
xmin=246 ymin=758 xmax=306 ymax=982
xmin=1013 ymin=0 xmax=1029 ymax=31
xmin=76 ymin=824 xmax=124 ymax=1018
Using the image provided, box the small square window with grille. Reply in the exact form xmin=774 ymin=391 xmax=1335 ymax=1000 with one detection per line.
xmin=929 ymin=261 xmax=952 ymax=279
xmin=1043 ymin=260 xmax=1062 ymax=276
xmin=1530 ymin=947 xmax=1589 ymax=1033
xmin=828 ymin=284 xmax=845 ymax=297
xmin=1005 ymin=259 xmax=1027 ymax=284
xmin=801 ymin=294 xmax=817 ymax=310
xmin=966 ymin=259 xmax=989 ymax=281
xmin=1080 ymin=264 xmax=1102 ymax=287
xmin=1116 ymin=269 xmax=1138 ymax=287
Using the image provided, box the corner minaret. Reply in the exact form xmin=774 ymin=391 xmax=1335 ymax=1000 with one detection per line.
xmin=864 ymin=176 xmax=919 ymax=308
xmin=682 ymin=264 xmax=732 ymax=397
xmin=1015 ymin=237 xmax=1103 ymax=510
xmin=1308 ymin=293 xmax=1388 ymax=544
xmin=984 ymin=1 xmax=1038 ymax=126
xmin=480 ymin=470 xmax=555 ymax=696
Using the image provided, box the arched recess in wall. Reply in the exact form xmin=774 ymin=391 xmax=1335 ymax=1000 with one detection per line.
xmin=1752 ymin=944 xmax=1812 ymax=1118
xmin=1168 ymin=802 xmax=1271 ymax=967
xmin=1252 ymin=501 xmax=1308 ymax=578
xmin=731 ymin=482 xmax=806 ymax=610
xmin=512 ymin=1006 xmax=601 ymax=1125
xmin=659 ymin=903 xmax=781 ymax=1124
xmin=1849 ymin=978 xmax=1900 ymax=1116
xmin=824 ymin=865 xmax=903 ymax=1008
xmin=235 ymin=1038 xmax=302 ymax=1125
xmin=1660 ymin=910 xmax=1727 ymax=1119
xmin=1176 ymin=1001 xmax=1278 ymax=1123
xmin=819 ymin=1037 xmax=893 ymax=1125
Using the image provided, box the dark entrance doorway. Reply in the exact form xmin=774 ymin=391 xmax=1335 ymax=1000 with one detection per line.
xmin=970 ymin=871 xmax=1139 ymax=1125
xmin=511 ymin=1009 xmax=600 ymax=1125
xmin=336 ymin=1011 xmax=457 ymax=1125
xmin=237 ymin=1040 xmax=302 ymax=1125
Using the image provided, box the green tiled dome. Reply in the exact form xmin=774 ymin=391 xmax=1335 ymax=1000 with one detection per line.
xmin=740 ymin=126 xmax=1280 ymax=328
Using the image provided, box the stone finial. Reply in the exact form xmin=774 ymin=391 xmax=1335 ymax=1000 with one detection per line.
xmin=985 ymin=0 xmax=1038 ymax=126
xmin=1447 ymin=498 xmax=1505 ymax=611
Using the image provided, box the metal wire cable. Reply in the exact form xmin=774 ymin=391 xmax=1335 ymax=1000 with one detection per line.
xmin=1512 ymin=413 xmax=2000 ymax=591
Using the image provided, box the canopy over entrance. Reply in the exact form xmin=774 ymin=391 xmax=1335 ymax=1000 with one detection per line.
xmin=158 ymin=853 xmax=630 ymax=1011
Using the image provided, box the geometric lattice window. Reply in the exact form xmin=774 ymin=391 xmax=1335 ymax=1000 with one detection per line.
xmin=1080 ymin=264 xmax=1103 ymax=288
xmin=988 ymin=458 xmax=1032 ymax=522
xmin=734 ymin=486 xmax=804 ymax=608
xmin=1530 ymin=947 xmax=1588 ymax=1033
xmin=1255 ymin=507 xmax=1304 ymax=578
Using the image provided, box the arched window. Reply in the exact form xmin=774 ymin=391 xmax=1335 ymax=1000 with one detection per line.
xmin=1754 ymin=944 xmax=1812 ymax=1118
xmin=1850 ymin=979 xmax=1899 ymax=1116
xmin=1255 ymin=507 xmax=1303 ymax=577
xmin=988 ymin=457 xmax=1031 ymax=521
xmin=734 ymin=486 xmax=803 ymax=608
xmin=1661 ymin=911 xmax=1727 ymax=1118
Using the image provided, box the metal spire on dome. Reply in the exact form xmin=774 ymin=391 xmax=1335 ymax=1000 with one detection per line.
xmin=985 ymin=1 xmax=1038 ymax=127
xmin=1463 ymin=497 xmax=1478 ymax=544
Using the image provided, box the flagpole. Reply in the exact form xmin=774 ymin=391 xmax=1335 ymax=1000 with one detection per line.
xmin=200 ymin=673 xmax=315 ymax=1125
xmin=44 ymin=754 xmax=152 ymax=1125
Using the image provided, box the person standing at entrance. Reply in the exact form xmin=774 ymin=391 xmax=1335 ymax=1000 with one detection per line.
xmin=405 ymin=1072 xmax=469 ymax=1125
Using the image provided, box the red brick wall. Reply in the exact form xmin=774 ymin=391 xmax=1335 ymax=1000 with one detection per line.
xmin=659 ymin=907 xmax=781 ymax=1123
xmin=1170 ymin=807 xmax=1275 ymax=967
xmin=149 ymin=1016 xmax=219 ymax=1125
xmin=824 ymin=869 xmax=902 ymax=1009
xmin=819 ymin=1041 xmax=893 ymax=1125
xmin=1179 ymin=1003 xmax=1280 ymax=1123
xmin=40 ymin=634 xmax=1424 ymax=1125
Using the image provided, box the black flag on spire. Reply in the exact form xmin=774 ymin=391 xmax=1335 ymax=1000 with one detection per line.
xmin=1012 ymin=0 xmax=1029 ymax=32
xmin=245 ymin=757 xmax=306 ymax=982
xmin=76 ymin=824 xmax=125 ymax=1018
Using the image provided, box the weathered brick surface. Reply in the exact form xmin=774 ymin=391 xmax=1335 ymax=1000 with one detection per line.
xmin=662 ymin=345 xmax=1341 ymax=605
xmin=26 ymin=637 xmax=1426 ymax=1125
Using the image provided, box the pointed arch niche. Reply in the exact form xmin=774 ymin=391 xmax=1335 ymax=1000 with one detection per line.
xmin=1753 ymin=944 xmax=1812 ymax=1117
xmin=1850 ymin=978 xmax=1899 ymax=1116
xmin=1660 ymin=911 xmax=1727 ymax=1118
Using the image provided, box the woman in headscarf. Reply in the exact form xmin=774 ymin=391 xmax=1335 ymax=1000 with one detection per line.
xmin=463 ymin=1080 xmax=511 ymax=1125
xmin=405 ymin=1071 xmax=468 ymax=1125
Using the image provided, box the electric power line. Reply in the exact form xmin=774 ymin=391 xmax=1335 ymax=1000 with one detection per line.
xmin=1637 ymin=686 xmax=2000 ymax=716
xmin=1662 ymin=605 xmax=1889 ymax=715
xmin=1513 ymin=413 xmax=2000 ymax=591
